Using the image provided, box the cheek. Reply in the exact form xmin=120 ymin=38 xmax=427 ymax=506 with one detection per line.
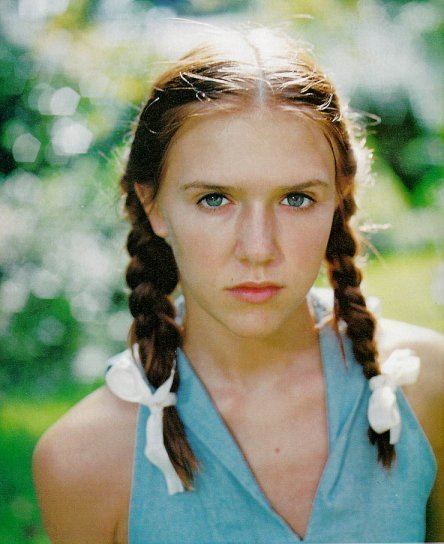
xmin=168 ymin=218 xmax=224 ymax=279
xmin=284 ymin=205 xmax=334 ymax=263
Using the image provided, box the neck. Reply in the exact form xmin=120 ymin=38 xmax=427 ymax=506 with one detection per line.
xmin=180 ymin=293 xmax=319 ymax=394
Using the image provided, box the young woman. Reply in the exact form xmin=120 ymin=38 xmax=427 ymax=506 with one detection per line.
xmin=33 ymin=26 xmax=444 ymax=543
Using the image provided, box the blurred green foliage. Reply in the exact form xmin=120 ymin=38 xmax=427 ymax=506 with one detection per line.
xmin=0 ymin=0 xmax=442 ymax=541
xmin=1 ymin=380 xmax=100 ymax=543
xmin=1 ymin=0 xmax=442 ymax=390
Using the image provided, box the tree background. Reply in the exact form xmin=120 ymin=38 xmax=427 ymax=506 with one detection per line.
xmin=0 ymin=0 xmax=442 ymax=540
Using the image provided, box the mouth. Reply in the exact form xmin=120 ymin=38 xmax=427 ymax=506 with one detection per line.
xmin=226 ymin=282 xmax=283 ymax=303
xmin=229 ymin=281 xmax=283 ymax=289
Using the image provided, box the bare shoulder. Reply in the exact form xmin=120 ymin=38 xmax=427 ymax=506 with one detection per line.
xmin=33 ymin=384 xmax=138 ymax=544
xmin=375 ymin=317 xmax=444 ymax=394
xmin=374 ymin=317 xmax=444 ymax=419
xmin=375 ymin=317 xmax=444 ymax=541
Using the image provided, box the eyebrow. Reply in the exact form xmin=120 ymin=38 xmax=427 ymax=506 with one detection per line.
xmin=180 ymin=179 xmax=330 ymax=192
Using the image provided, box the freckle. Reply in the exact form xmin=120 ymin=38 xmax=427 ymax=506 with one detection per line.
xmin=275 ymin=447 xmax=280 ymax=454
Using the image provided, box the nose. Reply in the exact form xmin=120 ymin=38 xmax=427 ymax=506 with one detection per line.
xmin=234 ymin=203 xmax=278 ymax=265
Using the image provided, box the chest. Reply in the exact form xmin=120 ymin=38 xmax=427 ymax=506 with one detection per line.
xmin=213 ymin=367 xmax=329 ymax=541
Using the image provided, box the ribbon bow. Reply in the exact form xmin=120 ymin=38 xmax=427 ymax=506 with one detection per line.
xmin=105 ymin=348 xmax=185 ymax=495
xmin=367 ymin=348 xmax=420 ymax=445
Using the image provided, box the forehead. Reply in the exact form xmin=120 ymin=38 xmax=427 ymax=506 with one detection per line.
xmin=161 ymin=106 xmax=336 ymax=189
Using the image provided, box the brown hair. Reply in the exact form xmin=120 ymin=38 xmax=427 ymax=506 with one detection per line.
xmin=119 ymin=25 xmax=392 ymax=491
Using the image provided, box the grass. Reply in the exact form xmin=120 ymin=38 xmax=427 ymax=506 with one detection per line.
xmin=1 ymin=382 xmax=100 ymax=543
xmin=2 ymin=248 xmax=442 ymax=542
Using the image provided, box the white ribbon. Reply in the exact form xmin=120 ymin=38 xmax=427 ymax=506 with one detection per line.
xmin=105 ymin=349 xmax=185 ymax=495
xmin=367 ymin=349 xmax=420 ymax=445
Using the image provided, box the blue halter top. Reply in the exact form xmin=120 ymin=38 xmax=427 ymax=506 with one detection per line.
xmin=106 ymin=287 xmax=437 ymax=543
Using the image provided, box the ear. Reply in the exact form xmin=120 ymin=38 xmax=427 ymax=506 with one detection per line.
xmin=134 ymin=182 xmax=169 ymax=240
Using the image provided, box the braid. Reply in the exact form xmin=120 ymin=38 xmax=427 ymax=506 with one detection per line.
xmin=326 ymin=193 xmax=396 ymax=471
xmin=116 ymin=26 xmax=396 ymax=490
xmin=123 ymin=185 xmax=200 ymax=490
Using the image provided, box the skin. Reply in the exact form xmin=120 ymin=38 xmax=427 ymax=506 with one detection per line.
xmin=137 ymin=106 xmax=338 ymax=393
xmin=32 ymin=105 xmax=444 ymax=543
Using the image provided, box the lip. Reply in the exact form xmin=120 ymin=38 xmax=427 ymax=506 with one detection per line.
xmin=226 ymin=282 xmax=283 ymax=303
xmin=229 ymin=281 xmax=283 ymax=289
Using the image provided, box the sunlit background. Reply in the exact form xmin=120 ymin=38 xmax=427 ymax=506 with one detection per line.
xmin=0 ymin=0 xmax=442 ymax=540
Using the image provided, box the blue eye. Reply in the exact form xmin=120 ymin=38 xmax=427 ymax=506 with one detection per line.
xmin=196 ymin=192 xmax=315 ymax=211
xmin=283 ymin=193 xmax=314 ymax=209
xmin=196 ymin=193 xmax=229 ymax=210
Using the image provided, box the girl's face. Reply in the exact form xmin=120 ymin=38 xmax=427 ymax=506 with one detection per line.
xmin=138 ymin=106 xmax=337 ymax=338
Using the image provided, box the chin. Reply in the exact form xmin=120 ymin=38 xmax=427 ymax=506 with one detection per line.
xmin=219 ymin=309 xmax=285 ymax=339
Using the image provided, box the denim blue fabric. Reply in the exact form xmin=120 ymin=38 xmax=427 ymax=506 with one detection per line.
xmin=107 ymin=287 xmax=437 ymax=543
